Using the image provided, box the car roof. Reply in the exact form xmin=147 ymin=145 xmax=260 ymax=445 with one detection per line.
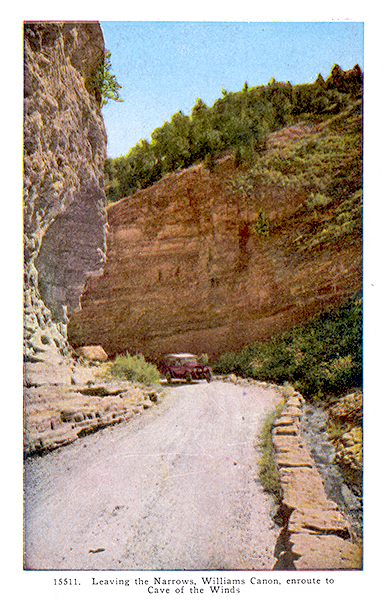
xmin=163 ymin=353 xmax=198 ymax=359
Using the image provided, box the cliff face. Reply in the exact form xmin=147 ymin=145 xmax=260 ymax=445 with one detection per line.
xmin=68 ymin=120 xmax=362 ymax=360
xmin=24 ymin=22 xmax=107 ymax=374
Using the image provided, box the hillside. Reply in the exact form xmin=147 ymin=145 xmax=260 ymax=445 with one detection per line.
xmin=104 ymin=63 xmax=362 ymax=203
xmin=68 ymin=91 xmax=362 ymax=360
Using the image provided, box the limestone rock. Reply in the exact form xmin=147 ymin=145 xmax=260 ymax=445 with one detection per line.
xmin=272 ymin=423 xmax=299 ymax=436
xmin=272 ymin=435 xmax=304 ymax=453
xmin=273 ymin=415 xmax=300 ymax=427
xmin=24 ymin=21 xmax=107 ymax=383
xmin=327 ymin=392 xmax=363 ymax=489
xmin=276 ymin=452 xmax=314 ymax=469
xmin=273 ymin=389 xmax=362 ymax=570
xmin=279 ymin=467 xmax=330 ymax=511
xmin=76 ymin=345 xmax=109 ymax=362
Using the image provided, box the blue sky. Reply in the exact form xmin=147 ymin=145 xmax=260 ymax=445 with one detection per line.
xmin=100 ymin=21 xmax=364 ymax=158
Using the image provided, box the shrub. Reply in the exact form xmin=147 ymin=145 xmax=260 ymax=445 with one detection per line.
xmin=303 ymin=192 xmax=333 ymax=210
xmin=252 ymin=209 xmax=270 ymax=236
xmin=203 ymin=153 xmax=216 ymax=173
xmin=321 ymin=355 xmax=355 ymax=394
xmin=214 ymin=295 xmax=362 ymax=400
xmin=327 ymin=422 xmax=348 ymax=441
xmin=197 ymin=353 xmax=209 ymax=366
xmin=107 ymin=352 xmax=160 ymax=385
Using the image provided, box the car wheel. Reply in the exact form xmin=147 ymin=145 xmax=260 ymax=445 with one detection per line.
xmin=205 ymin=371 xmax=212 ymax=383
xmin=185 ymin=372 xmax=192 ymax=383
xmin=166 ymin=371 xmax=172 ymax=384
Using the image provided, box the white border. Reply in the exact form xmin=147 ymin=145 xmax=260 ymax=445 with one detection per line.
xmin=4 ymin=3 xmax=384 ymax=599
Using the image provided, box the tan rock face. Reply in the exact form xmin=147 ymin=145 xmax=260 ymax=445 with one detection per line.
xmin=24 ymin=22 xmax=107 ymax=374
xmin=68 ymin=147 xmax=361 ymax=359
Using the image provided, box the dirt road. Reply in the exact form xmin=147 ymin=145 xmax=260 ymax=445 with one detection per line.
xmin=24 ymin=380 xmax=282 ymax=570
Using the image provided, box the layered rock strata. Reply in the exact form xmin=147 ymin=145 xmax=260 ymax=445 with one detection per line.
xmin=68 ymin=126 xmax=362 ymax=359
xmin=272 ymin=392 xmax=362 ymax=570
xmin=24 ymin=364 xmax=163 ymax=458
xmin=24 ymin=22 xmax=107 ymax=383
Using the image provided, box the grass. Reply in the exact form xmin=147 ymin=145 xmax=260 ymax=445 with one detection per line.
xmin=106 ymin=352 xmax=161 ymax=386
xmin=231 ymin=102 xmax=362 ymax=252
xmin=256 ymin=401 xmax=285 ymax=498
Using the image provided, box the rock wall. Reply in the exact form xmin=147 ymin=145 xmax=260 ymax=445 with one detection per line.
xmin=24 ymin=22 xmax=107 ymax=379
xmin=272 ymin=392 xmax=362 ymax=570
xmin=68 ymin=126 xmax=362 ymax=360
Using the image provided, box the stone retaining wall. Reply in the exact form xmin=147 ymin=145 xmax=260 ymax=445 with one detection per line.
xmin=272 ymin=391 xmax=362 ymax=570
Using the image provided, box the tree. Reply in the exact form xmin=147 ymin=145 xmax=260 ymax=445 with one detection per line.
xmin=90 ymin=50 xmax=123 ymax=107
xmin=151 ymin=111 xmax=191 ymax=172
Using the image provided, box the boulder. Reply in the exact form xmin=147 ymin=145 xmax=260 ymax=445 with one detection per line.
xmin=75 ymin=345 xmax=109 ymax=362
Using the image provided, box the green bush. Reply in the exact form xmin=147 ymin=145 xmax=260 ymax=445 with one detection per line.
xmin=89 ymin=50 xmax=123 ymax=107
xmin=107 ymin=352 xmax=160 ymax=385
xmin=214 ymin=295 xmax=362 ymax=400
xmin=252 ymin=209 xmax=270 ymax=236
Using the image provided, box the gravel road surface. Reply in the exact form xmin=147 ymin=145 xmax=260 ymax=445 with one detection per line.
xmin=24 ymin=380 xmax=282 ymax=570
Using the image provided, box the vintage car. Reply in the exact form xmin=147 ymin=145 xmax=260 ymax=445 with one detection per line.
xmin=160 ymin=353 xmax=212 ymax=383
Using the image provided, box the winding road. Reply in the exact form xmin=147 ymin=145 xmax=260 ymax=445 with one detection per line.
xmin=24 ymin=380 xmax=281 ymax=570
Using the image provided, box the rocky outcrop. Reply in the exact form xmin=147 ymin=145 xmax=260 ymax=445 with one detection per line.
xmin=327 ymin=392 xmax=363 ymax=491
xmin=68 ymin=121 xmax=362 ymax=360
xmin=24 ymin=22 xmax=107 ymax=381
xmin=24 ymin=361 xmax=163 ymax=457
xmin=272 ymin=392 xmax=362 ymax=570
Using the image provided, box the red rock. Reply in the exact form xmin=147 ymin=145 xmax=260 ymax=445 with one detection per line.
xmin=67 ymin=142 xmax=361 ymax=360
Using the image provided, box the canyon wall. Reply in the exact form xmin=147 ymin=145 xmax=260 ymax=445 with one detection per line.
xmin=68 ymin=124 xmax=362 ymax=360
xmin=24 ymin=22 xmax=107 ymax=378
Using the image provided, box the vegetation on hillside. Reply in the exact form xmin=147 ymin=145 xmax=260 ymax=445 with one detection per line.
xmin=104 ymin=64 xmax=362 ymax=204
xmin=232 ymin=99 xmax=362 ymax=251
xmin=102 ymin=63 xmax=363 ymax=402
xmin=213 ymin=295 xmax=362 ymax=400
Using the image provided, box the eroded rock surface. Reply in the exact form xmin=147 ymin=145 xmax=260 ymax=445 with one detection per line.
xmin=24 ymin=361 xmax=164 ymax=457
xmin=68 ymin=126 xmax=362 ymax=360
xmin=327 ymin=392 xmax=363 ymax=491
xmin=24 ymin=22 xmax=107 ymax=373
